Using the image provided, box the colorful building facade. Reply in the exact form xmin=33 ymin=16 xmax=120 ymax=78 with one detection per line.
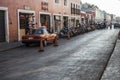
xmin=0 ymin=0 xmax=81 ymax=42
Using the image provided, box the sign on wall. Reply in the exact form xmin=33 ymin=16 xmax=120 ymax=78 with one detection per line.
xmin=41 ymin=1 xmax=48 ymax=11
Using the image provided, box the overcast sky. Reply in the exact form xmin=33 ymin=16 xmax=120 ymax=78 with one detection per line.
xmin=81 ymin=0 xmax=120 ymax=16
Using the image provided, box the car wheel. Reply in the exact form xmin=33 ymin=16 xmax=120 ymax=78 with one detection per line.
xmin=43 ymin=40 xmax=47 ymax=47
xmin=53 ymin=37 xmax=57 ymax=43
xmin=53 ymin=39 xmax=55 ymax=43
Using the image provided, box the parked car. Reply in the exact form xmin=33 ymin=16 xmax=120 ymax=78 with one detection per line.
xmin=22 ymin=27 xmax=57 ymax=46
xmin=114 ymin=23 xmax=120 ymax=28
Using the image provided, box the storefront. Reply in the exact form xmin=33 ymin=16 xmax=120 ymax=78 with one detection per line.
xmin=40 ymin=13 xmax=51 ymax=33
xmin=81 ymin=17 xmax=85 ymax=24
xmin=18 ymin=9 xmax=35 ymax=40
xmin=54 ymin=15 xmax=62 ymax=33
xmin=0 ymin=7 xmax=9 ymax=42
xmin=71 ymin=17 xmax=76 ymax=27
xmin=63 ymin=16 xmax=68 ymax=28
xmin=76 ymin=18 xmax=80 ymax=27
xmin=70 ymin=16 xmax=80 ymax=28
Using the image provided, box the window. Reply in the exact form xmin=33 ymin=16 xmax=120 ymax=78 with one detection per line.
xmin=71 ymin=3 xmax=80 ymax=15
xmin=43 ymin=28 xmax=48 ymax=34
xmin=55 ymin=0 xmax=59 ymax=3
xmin=33 ymin=29 xmax=43 ymax=34
xmin=64 ymin=0 xmax=67 ymax=6
xmin=71 ymin=3 xmax=75 ymax=14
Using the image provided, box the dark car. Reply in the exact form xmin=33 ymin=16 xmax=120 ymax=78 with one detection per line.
xmin=114 ymin=23 xmax=120 ymax=28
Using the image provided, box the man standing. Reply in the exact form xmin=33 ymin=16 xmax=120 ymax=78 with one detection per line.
xmin=110 ymin=23 xmax=112 ymax=29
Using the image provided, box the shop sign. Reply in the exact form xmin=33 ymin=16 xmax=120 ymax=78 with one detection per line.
xmin=24 ymin=5 xmax=30 ymax=10
xmin=41 ymin=2 xmax=48 ymax=11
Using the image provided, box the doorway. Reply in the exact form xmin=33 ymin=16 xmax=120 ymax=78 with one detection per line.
xmin=71 ymin=18 xmax=76 ymax=27
xmin=54 ymin=15 xmax=61 ymax=33
xmin=19 ymin=13 xmax=35 ymax=40
xmin=63 ymin=16 xmax=68 ymax=28
xmin=40 ymin=14 xmax=50 ymax=32
xmin=0 ymin=10 xmax=5 ymax=42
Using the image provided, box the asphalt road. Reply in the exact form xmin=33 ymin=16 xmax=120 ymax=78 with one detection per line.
xmin=0 ymin=29 xmax=119 ymax=80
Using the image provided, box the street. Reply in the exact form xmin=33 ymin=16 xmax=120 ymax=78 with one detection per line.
xmin=0 ymin=29 xmax=119 ymax=80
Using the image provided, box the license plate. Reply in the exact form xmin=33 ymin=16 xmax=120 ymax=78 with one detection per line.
xmin=28 ymin=37 xmax=33 ymax=40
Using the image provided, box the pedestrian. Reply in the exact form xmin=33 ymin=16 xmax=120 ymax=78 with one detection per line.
xmin=110 ymin=23 xmax=112 ymax=29
xmin=103 ymin=22 xmax=106 ymax=29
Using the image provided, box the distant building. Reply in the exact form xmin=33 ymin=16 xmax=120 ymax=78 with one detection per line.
xmin=80 ymin=11 xmax=86 ymax=24
xmin=81 ymin=3 xmax=106 ymax=24
xmin=110 ymin=14 xmax=116 ymax=24
xmin=106 ymin=13 xmax=112 ymax=25
xmin=116 ymin=17 xmax=120 ymax=23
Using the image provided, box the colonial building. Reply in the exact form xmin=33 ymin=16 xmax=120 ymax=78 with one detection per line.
xmin=80 ymin=11 xmax=86 ymax=24
xmin=70 ymin=0 xmax=81 ymax=27
xmin=81 ymin=3 xmax=96 ymax=24
xmin=110 ymin=14 xmax=116 ymax=24
xmin=104 ymin=13 xmax=111 ymax=25
xmin=0 ymin=0 xmax=81 ymax=42
xmin=81 ymin=3 xmax=105 ymax=24
xmin=116 ymin=17 xmax=120 ymax=23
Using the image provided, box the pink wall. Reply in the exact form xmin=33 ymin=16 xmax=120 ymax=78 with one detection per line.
xmin=0 ymin=0 xmax=81 ymax=42
xmin=51 ymin=0 xmax=70 ymax=15
xmin=0 ymin=0 xmax=42 ymax=41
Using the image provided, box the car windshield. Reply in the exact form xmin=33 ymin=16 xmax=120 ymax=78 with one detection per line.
xmin=43 ymin=28 xmax=48 ymax=34
xmin=32 ymin=29 xmax=43 ymax=34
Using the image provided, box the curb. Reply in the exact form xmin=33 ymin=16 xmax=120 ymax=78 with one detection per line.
xmin=0 ymin=42 xmax=24 ymax=52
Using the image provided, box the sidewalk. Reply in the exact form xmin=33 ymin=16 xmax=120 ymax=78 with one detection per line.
xmin=101 ymin=39 xmax=120 ymax=80
xmin=0 ymin=41 xmax=24 ymax=52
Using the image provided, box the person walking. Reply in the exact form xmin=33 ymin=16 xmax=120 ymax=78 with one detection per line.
xmin=110 ymin=23 xmax=112 ymax=29
xmin=103 ymin=22 xmax=106 ymax=29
